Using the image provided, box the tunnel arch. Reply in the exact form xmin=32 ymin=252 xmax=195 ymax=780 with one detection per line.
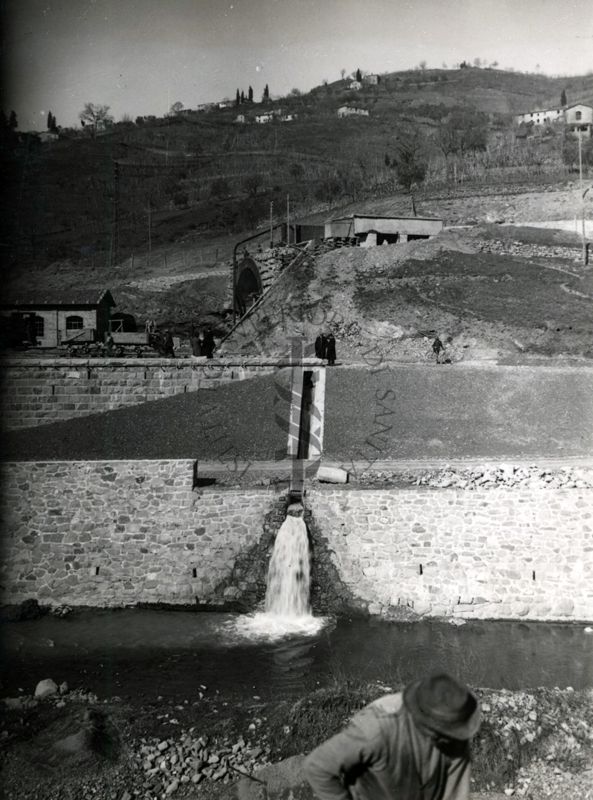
xmin=235 ymin=257 xmax=264 ymax=317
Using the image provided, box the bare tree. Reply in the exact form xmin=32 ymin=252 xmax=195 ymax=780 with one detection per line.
xmin=340 ymin=68 xmax=346 ymax=80
xmin=170 ymin=101 xmax=184 ymax=115
xmin=79 ymin=103 xmax=113 ymax=136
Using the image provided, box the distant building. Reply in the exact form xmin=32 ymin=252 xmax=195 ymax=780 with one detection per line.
xmin=514 ymin=108 xmax=563 ymax=126
xmin=255 ymin=113 xmax=274 ymax=124
xmin=197 ymin=103 xmax=215 ymax=112
xmin=38 ymin=131 xmax=59 ymax=143
xmin=218 ymin=101 xmax=233 ymax=109
xmin=364 ymin=74 xmax=380 ymax=85
xmin=514 ymin=103 xmax=592 ymax=137
xmin=0 ymin=289 xmax=116 ymax=348
xmin=234 ymin=114 xmax=246 ymax=124
xmin=349 ymin=80 xmax=362 ymax=91
xmin=281 ymin=113 xmax=297 ymax=122
xmin=565 ymin=104 xmax=593 ymax=137
xmin=324 ymin=214 xmax=443 ymax=245
xmin=337 ymin=106 xmax=369 ymax=118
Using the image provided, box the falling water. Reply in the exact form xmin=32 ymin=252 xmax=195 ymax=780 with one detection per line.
xmin=231 ymin=508 xmax=325 ymax=639
xmin=264 ymin=515 xmax=311 ymax=616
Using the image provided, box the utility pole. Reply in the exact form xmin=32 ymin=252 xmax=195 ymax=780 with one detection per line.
xmin=286 ymin=194 xmax=290 ymax=245
xmin=270 ymin=201 xmax=274 ymax=247
xmin=111 ymin=160 xmax=120 ymax=267
xmin=147 ymin=203 xmax=152 ymax=267
xmin=578 ymin=130 xmax=587 ymax=265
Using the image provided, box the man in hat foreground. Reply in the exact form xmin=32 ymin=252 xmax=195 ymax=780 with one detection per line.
xmin=304 ymin=673 xmax=480 ymax=800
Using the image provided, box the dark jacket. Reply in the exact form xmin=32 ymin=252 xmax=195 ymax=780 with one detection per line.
xmin=325 ymin=334 xmax=336 ymax=363
xmin=315 ymin=334 xmax=326 ymax=359
xmin=304 ymin=693 xmax=471 ymax=800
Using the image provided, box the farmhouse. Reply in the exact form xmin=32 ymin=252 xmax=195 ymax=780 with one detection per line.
xmin=337 ymin=106 xmax=369 ymax=118
xmin=565 ymin=103 xmax=593 ymax=137
xmin=255 ymin=113 xmax=274 ymax=124
xmin=349 ymin=80 xmax=362 ymax=90
xmin=514 ymin=103 xmax=592 ymax=136
xmin=234 ymin=114 xmax=246 ymax=124
xmin=364 ymin=74 xmax=380 ymax=85
xmin=0 ymin=289 xmax=115 ymax=348
xmin=514 ymin=108 xmax=563 ymax=126
xmin=324 ymin=214 xmax=443 ymax=245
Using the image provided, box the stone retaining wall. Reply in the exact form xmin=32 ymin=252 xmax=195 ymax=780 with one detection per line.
xmin=1 ymin=461 xmax=592 ymax=620
xmin=0 ymin=461 xmax=278 ymax=606
xmin=309 ymin=487 xmax=593 ymax=621
xmin=0 ymin=359 xmax=279 ymax=430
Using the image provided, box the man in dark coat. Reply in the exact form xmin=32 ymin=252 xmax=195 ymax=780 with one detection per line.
xmin=314 ymin=331 xmax=326 ymax=360
xmin=304 ymin=673 xmax=480 ymax=800
xmin=203 ymin=328 xmax=215 ymax=359
xmin=164 ymin=331 xmax=175 ymax=358
xmin=432 ymin=336 xmax=444 ymax=364
xmin=325 ymin=333 xmax=336 ymax=366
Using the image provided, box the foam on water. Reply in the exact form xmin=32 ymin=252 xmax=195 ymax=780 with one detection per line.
xmin=229 ymin=514 xmax=327 ymax=641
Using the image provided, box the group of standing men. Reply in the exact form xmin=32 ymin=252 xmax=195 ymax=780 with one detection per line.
xmin=314 ymin=331 xmax=337 ymax=366
xmin=190 ymin=326 xmax=216 ymax=358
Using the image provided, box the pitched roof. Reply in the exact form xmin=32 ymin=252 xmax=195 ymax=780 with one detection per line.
xmin=0 ymin=289 xmax=116 ymax=308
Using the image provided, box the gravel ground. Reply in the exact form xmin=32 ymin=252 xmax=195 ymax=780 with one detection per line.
xmin=2 ymin=683 xmax=592 ymax=800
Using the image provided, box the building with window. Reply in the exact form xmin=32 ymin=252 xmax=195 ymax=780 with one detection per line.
xmin=0 ymin=289 xmax=115 ymax=348
xmin=565 ymin=104 xmax=593 ymax=137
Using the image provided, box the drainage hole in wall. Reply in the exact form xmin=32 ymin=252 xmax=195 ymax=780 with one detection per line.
xmin=95 ymin=566 xmax=100 ymax=576
xmin=532 ymin=570 xmax=536 ymax=581
xmin=192 ymin=568 xmax=197 ymax=578
xmin=419 ymin=564 xmax=423 ymax=575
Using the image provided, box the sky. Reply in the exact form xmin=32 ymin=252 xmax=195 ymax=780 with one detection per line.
xmin=2 ymin=0 xmax=593 ymax=131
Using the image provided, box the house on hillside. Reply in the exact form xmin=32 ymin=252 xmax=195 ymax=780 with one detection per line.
xmin=325 ymin=214 xmax=443 ymax=245
xmin=565 ymin=104 xmax=593 ymax=137
xmin=364 ymin=74 xmax=380 ymax=85
xmin=234 ymin=114 xmax=246 ymax=124
xmin=218 ymin=101 xmax=233 ymax=109
xmin=514 ymin=108 xmax=563 ymax=126
xmin=255 ymin=113 xmax=274 ymax=124
xmin=38 ymin=131 xmax=59 ymax=143
xmin=197 ymin=103 xmax=215 ymax=112
xmin=514 ymin=103 xmax=592 ymax=137
xmin=281 ymin=113 xmax=297 ymax=122
xmin=0 ymin=289 xmax=116 ymax=348
xmin=349 ymin=80 xmax=362 ymax=91
xmin=337 ymin=106 xmax=369 ymax=118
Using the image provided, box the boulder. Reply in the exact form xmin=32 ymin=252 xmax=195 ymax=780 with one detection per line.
xmin=317 ymin=466 xmax=348 ymax=484
xmin=35 ymin=678 xmax=58 ymax=699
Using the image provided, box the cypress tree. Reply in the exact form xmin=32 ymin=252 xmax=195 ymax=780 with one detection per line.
xmin=248 ymin=85 xmax=253 ymax=102
xmin=561 ymin=88 xmax=567 ymax=107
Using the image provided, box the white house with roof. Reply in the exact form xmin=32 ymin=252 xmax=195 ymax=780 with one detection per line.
xmin=337 ymin=106 xmax=369 ymax=118
xmin=349 ymin=80 xmax=362 ymax=91
xmin=255 ymin=113 xmax=274 ymax=124
xmin=514 ymin=103 xmax=592 ymax=137
xmin=565 ymin=104 xmax=593 ymax=137
xmin=364 ymin=74 xmax=380 ymax=85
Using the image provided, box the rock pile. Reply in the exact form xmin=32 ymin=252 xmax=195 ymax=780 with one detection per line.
xmin=477 ymin=239 xmax=582 ymax=262
xmin=133 ymin=731 xmax=270 ymax=795
xmin=360 ymin=465 xmax=593 ymax=490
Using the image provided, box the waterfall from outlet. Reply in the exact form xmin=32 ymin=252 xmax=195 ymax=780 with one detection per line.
xmin=264 ymin=515 xmax=311 ymax=617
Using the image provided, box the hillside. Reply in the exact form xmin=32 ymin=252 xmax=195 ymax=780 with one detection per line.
xmin=3 ymin=66 xmax=592 ymax=277
xmin=221 ymin=225 xmax=593 ymax=363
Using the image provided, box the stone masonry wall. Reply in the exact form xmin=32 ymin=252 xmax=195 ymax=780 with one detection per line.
xmin=0 ymin=461 xmax=278 ymax=606
xmin=1 ymin=359 xmax=276 ymax=430
xmin=308 ymin=487 xmax=593 ymax=621
xmin=1 ymin=462 xmax=592 ymax=621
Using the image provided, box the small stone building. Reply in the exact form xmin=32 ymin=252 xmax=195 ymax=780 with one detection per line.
xmin=324 ymin=214 xmax=443 ymax=244
xmin=0 ymin=289 xmax=115 ymax=348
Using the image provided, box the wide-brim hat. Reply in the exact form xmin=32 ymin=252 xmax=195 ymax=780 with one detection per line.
xmin=403 ymin=673 xmax=481 ymax=741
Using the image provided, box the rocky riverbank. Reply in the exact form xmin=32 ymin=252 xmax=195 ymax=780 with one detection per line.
xmin=2 ymin=677 xmax=592 ymax=800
